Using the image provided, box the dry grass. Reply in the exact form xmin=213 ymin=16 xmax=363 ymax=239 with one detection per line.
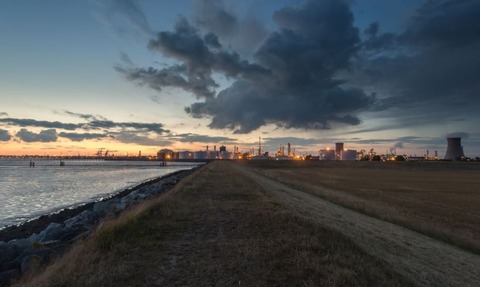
xmin=15 ymin=161 xmax=412 ymax=287
xmin=241 ymin=160 xmax=480 ymax=254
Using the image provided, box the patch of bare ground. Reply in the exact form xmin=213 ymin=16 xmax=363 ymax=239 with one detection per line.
xmin=231 ymin=161 xmax=480 ymax=286
xmin=15 ymin=161 xmax=411 ymax=287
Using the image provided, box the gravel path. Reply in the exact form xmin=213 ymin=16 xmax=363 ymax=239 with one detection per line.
xmin=230 ymin=162 xmax=480 ymax=287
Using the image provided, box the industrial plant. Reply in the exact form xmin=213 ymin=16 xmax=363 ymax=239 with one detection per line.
xmin=154 ymin=136 xmax=476 ymax=162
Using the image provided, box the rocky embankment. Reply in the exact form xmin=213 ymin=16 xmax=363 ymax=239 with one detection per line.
xmin=0 ymin=168 xmax=195 ymax=286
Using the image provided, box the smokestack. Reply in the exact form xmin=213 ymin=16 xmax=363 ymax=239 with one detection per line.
xmin=335 ymin=143 xmax=344 ymax=160
xmin=258 ymin=136 xmax=262 ymax=155
xmin=444 ymin=137 xmax=464 ymax=160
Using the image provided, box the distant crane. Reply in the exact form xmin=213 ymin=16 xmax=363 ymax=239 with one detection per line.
xmin=96 ymin=148 xmax=105 ymax=157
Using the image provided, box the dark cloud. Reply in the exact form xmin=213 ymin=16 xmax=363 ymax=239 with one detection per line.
xmin=192 ymin=0 xmax=267 ymax=52
xmin=126 ymin=0 xmax=373 ymax=133
xmin=354 ymin=0 xmax=480 ymax=130
xmin=115 ymin=64 xmax=207 ymax=97
xmin=0 ymin=112 xmax=8 ymax=117
xmin=186 ymin=1 xmax=375 ymax=133
xmin=402 ymin=0 xmax=480 ymax=47
xmin=1 ymin=115 xmax=168 ymax=135
xmin=173 ymin=133 xmax=236 ymax=143
xmin=362 ymin=22 xmax=396 ymax=51
xmin=119 ymin=16 xmax=268 ymax=100
xmin=192 ymin=0 xmax=237 ymax=39
xmin=58 ymin=132 xmax=109 ymax=142
xmin=0 ymin=129 xmax=11 ymax=141
xmin=116 ymin=0 xmax=480 ymax=139
xmin=0 ymin=118 xmax=80 ymax=130
xmin=16 ymin=129 xmax=58 ymax=143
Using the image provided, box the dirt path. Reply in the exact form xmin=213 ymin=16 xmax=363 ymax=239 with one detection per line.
xmin=229 ymin=162 xmax=480 ymax=287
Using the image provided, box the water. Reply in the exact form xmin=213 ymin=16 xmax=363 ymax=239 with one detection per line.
xmin=0 ymin=159 xmax=200 ymax=229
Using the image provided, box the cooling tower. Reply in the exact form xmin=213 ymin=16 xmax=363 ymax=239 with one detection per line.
xmin=444 ymin=137 xmax=464 ymax=160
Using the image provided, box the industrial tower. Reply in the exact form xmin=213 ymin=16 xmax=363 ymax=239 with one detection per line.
xmin=444 ymin=137 xmax=464 ymax=160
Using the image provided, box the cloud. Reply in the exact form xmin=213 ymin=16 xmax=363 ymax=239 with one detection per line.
xmin=192 ymin=0 xmax=267 ymax=53
xmin=2 ymin=115 xmax=168 ymax=135
xmin=58 ymin=132 xmax=109 ymax=142
xmin=92 ymin=0 xmax=154 ymax=37
xmin=122 ymin=0 xmax=374 ymax=134
xmin=0 ymin=112 xmax=8 ymax=117
xmin=0 ymin=118 xmax=80 ymax=130
xmin=354 ymin=0 xmax=480 ymax=130
xmin=446 ymin=132 xmax=469 ymax=139
xmin=402 ymin=0 xmax=480 ymax=47
xmin=63 ymin=110 xmax=107 ymax=121
xmin=113 ymin=131 xmax=172 ymax=146
xmin=87 ymin=120 xmax=168 ymax=135
xmin=117 ymin=16 xmax=268 ymax=99
xmin=192 ymin=0 xmax=237 ymax=40
xmin=173 ymin=133 xmax=236 ymax=143
xmin=0 ymin=129 xmax=11 ymax=141
xmin=16 ymin=128 xmax=58 ymax=143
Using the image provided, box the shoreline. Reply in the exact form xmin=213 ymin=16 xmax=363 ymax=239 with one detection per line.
xmin=0 ymin=167 xmax=197 ymax=242
xmin=0 ymin=166 xmax=201 ymax=285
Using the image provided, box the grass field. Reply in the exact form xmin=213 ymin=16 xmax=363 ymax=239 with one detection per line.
xmin=241 ymin=160 xmax=480 ymax=254
xmin=16 ymin=161 xmax=412 ymax=286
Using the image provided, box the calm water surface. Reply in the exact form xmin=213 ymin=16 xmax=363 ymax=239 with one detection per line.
xmin=0 ymin=159 xmax=199 ymax=229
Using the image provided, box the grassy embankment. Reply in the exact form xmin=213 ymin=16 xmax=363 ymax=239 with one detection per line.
xmin=243 ymin=160 xmax=480 ymax=254
xmin=16 ymin=161 xmax=412 ymax=286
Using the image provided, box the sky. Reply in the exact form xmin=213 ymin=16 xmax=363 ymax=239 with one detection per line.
xmin=1 ymin=0 xmax=479 ymax=157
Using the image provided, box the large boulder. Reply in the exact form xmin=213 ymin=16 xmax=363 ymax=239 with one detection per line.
xmin=64 ymin=210 xmax=96 ymax=230
xmin=37 ymin=223 xmax=63 ymax=242
xmin=0 ymin=269 xmax=20 ymax=287
xmin=0 ymin=242 xmax=19 ymax=267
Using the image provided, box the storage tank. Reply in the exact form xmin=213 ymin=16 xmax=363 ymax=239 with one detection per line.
xmin=320 ymin=149 xmax=335 ymax=160
xmin=177 ymin=151 xmax=193 ymax=160
xmin=342 ymin=150 xmax=357 ymax=161
xmin=194 ymin=151 xmax=206 ymax=159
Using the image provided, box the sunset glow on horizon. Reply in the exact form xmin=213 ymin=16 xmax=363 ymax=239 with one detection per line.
xmin=1 ymin=0 xmax=479 ymax=158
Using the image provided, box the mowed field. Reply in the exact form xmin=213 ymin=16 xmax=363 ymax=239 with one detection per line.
xmin=239 ymin=160 xmax=480 ymax=253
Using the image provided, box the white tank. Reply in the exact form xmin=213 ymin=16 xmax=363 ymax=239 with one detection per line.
xmin=320 ymin=149 xmax=335 ymax=160
xmin=177 ymin=151 xmax=193 ymax=160
xmin=194 ymin=151 xmax=206 ymax=159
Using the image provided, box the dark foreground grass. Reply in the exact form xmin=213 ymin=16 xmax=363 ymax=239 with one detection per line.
xmin=16 ymin=161 xmax=413 ymax=286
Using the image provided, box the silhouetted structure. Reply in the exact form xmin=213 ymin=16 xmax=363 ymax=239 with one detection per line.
xmin=335 ymin=143 xmax=344 ymax=160
xmin=444 ymin=137 xmax=464 ymax=160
